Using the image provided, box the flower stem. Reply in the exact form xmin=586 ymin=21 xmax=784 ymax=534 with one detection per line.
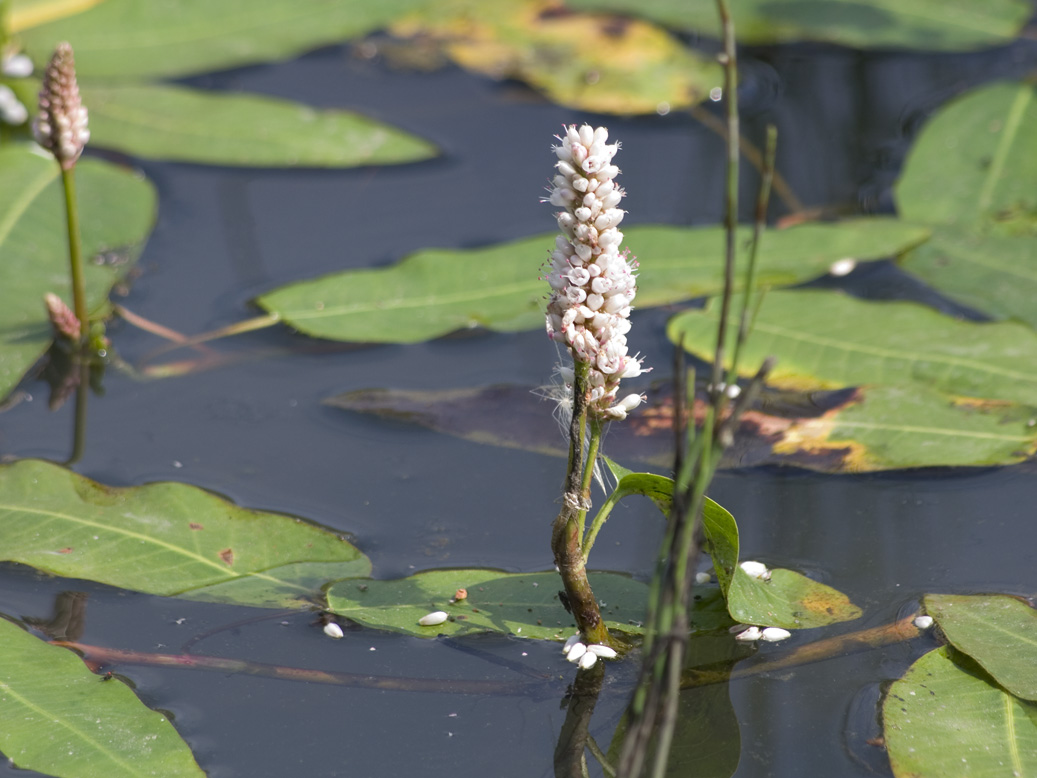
xmin=552 ymin=360 xmax=611 ymax=646
xmin=60 ymin=166 xmax=88 ymax=340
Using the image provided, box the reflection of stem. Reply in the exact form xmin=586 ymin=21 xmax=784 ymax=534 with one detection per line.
xmin=64 ymin=349 xmax=90 ymax=465
xmin=54 ymin=641 xmax=552 ymax=696
xmin=60 ymin=167 xmax=88 ymax=339
xmin=554 ymin=664 xmax=606 ymax=778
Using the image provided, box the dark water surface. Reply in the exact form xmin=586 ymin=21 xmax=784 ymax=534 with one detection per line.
xmin=2 ymin=33 xmax=1036 ymax=778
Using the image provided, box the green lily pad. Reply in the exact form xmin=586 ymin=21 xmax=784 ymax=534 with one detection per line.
xmin=326 ymin=569 xmax=648 ymax=640
xmin=13 ymin=0 xmax=428 ymax=80
xmin=0 ymin=459 xmax=371 ymax=608
xmin=667 ymin=289 xmax=1037 ymax=407
xmin=897 ymin=82 xmax=1037 ymax=326
xmin=76 ymin=83 xmax=437 ymax=167
xmin=567 ymin=0 xmax=1034 ymax=51
xmin=0 ymin=145 xmax=156 ymax=402
xmin=599 ymin=459 xmax=860 ymax=628
xmin=258 ymin=220 xmax=928 ymax=344
xmin=924 ymin=593 xmax=1037 ymax=701
xmin=883 ymin=647 xmax=1037 ymax=778
xmin=896 ymin=81 xmax=1036 ymax=233
xmin=389 ymin=0 xmax=721 ymax=114
xmin=0 ymin=617 xmax=204 ymax=777
xmin=328 ymin=382 xmax=1037 ymax=472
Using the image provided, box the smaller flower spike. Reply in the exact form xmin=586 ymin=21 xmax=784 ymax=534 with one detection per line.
xmin=34 ymin=42 xmax=89 ymax=170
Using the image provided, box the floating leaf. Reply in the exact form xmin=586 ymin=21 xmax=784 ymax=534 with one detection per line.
xmin=567 ymin=0 xmax=1034 ymax=51
xmin=896 ymin=82 xmax=1036 ymax=233
xmin=767 ymin=384 xmax=1037 ymax=471
xmin=667 ymin=289 xmax=1037 ymax=407
xmin=330 ymin=375 xmax=1037 ymax=473
xmin=0 ymin=617 xmax=204 ymax=778
xmin=74 ymin=83 xmax=437 ymax=167
xmin=883 ymin=647 xmax=1037 ymax=778
xmin=0 ymin=145 xmax=156 ymax=402
xmin=697 ymin=487 xmax=860 ymax=628
xmin=326 ymin=569 xmax=647 ymax=640
xmin=924 ymin=593 xmax=1037 ymax=701
xmin=14 ymin=0 xmax=428 ymax=80
xmin=598 ymin=458 xmax=860 ymax=628
xmin=897 ymin=82 xmax=1037 ymax=325
xmin=390 ymin=0 xmax=721 ymax=114
xmin=259 ymin=220 xmax=928 ymax=344
xmin=0 ymin=459 xmax=371 ymax=608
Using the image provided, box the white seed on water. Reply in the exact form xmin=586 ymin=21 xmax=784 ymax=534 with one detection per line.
xmin=563 ymin=634 xmax=582 ymax=653
xmin=695 ymin=571 xmax=712 ymax=584
xmin=734 ymin=626 xmax=762 ymax=642
xmin=418 ymin=611 xmax=449 ymax=626
xmin=566 ymin=642 xmax=588 ymax=663
xmin=760 ymin=627 xmax=792 ymax=642
xmin=578 ymin=651 xmax=598 ymax=670
xmin=829 ymin=258 xmax=857 ymax=277
xmin=739 ymin=560 xmax=770 ymax=580
xmin=323 ymin=622 xmax=344 ymax=639
xmin=587 ymin=644 xmax=618 ymax=659
xmin=913 ymin=615 xmax=934 ymax=630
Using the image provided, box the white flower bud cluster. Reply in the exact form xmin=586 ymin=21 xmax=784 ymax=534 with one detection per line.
xmin=543 ymin=124 xmax=647 ymax=420
xmin=33 ymin=42 xmax=89 ymax=171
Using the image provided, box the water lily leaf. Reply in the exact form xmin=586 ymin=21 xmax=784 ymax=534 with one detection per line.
xmin=75 ymin=83 xmax=437 ymax=167
xmin=900 ymin=229 xmax=1037 ymax=329
xmin=14 ymin=0 xmax=428 ymax=80
xmin=0 ymin=459 xmax=371 ymax=608
xmin=567 ymin=0 xmax=1033 ymax=51
xmin=390 ymin=0 xmax=721 ymax=114
xmin=326 ymin=569 xmax=647 ymax=639
xmin=667 ymin=289 xmax=1037 ymax=407
xmin=597 ymin=458 xmax=859 ymax=628
xmin=0 ymin=617 xmax=204 ymax=778
xmin=883 ymin=647 xmax=1037 ymax=778
xmin=258 ymin=219 xmax=928 ymax=344
xmin=330 ymin=380 xmax=1037 ymax=472
xmin=924 ymin=593 xmax=1037 ymax=701
xmin=767 ymin=384 xmax=1037 ymax=471
xmin=0 ymin=145 xmax=156 ymax=402
xmin=896 ymin=81 xmax=1036 ymax=233
xmin=897 ymin=82 xmax=1037 ymax=325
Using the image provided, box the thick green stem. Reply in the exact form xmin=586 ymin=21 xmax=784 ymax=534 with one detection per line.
xmin=552 ymin=359 xmax=611 ymax=646
xmin=60 ymin=166 xmax=88 ymax=340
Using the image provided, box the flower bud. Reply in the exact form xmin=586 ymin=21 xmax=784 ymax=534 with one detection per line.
xmin=34 ymin=43 xmax=89 ymax=170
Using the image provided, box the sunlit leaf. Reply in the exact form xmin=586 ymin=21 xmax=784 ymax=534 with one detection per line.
xmin=390 ymin=0 xmax=721 ymax=114
xmin=15 ymin=0 xmax=428 ymax=79
xmin=0 ymin=617 xmax=205 ymax=778
xmin=896 ymin=82 xmax=1036 ymax=233
xmin=7 ymin=0 xmax=107 ymax=32
xmin=258 ymin=220 xmax=928 ymax=343
xmin=74 ymin=83 xmax=437 ymax=167
xmin=597 ymin=458 xmax=860 ymax=628
xmin=924 ymin=593 xmax=1037 ymax=701
xmin=883 ymin=647 xmax=1037 ymax=778
xmin=327 ymin=569 xmax=647 ymax=640
xmin=0 ymin=459 xmax=370 ymax=608
xmin=567 ymin=0 xmax=1033 ymax=51
xmin=897 ymin=82 xmax=1037 ymax=325
xmin=667 ymin=289 xmax=1037 ymax=407
xmin=0 ymin=145 xmax=155 ymax=402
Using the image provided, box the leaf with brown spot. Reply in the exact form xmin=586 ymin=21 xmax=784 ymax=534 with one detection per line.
xmin=388 ymin=0 xmax=721 ymax=114
xmin=219 ymin=548 xmax=235 ymax=566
